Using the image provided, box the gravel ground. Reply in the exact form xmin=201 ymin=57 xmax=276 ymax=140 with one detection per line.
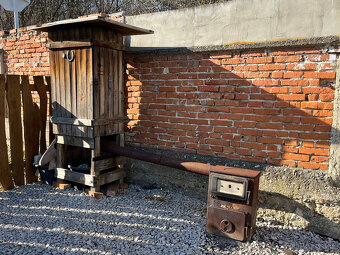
xmin=0 ymin=183 xmax=339 ymax=255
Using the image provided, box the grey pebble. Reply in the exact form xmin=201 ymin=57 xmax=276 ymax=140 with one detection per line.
xmin=0 ymin=183 xmax=339 ymax=255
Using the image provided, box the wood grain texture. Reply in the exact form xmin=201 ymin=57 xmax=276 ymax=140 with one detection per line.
xmin=96 ymin=169 xmax=125 ymax=186
xmin=113 ymin=49 xmax=119 ymax=134
xmin=22 ymin=76 xmax=39 ymax=183
xmin=55 ymin=168 xmax=94 ymax=186
xmin=86 ymin=48 xmax=93 ymax=120
xmin=93 ymin=46 xmax=100 ymax=120
xmin=34 ymin=76 xmax=48 ymax=154
xmin=46 ymin=77 xmax=54 ymax=144
xmin=0 ymin=75 xmax=14 ymax=190
xmin=6 ymin=75 xmax=24 ymax=186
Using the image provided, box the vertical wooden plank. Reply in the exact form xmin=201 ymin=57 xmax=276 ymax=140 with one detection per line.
xmin=90 ymin=136 xmax=101 ymax=192
xmin=86 ymin=48 xmax=93 ymax=120
xmin=104 ymin=48 xmax=109 ymax=120
xmin=53 ymin=51 xmax=60 ymax=117
xmin=99 ymin=47 xmax=105 ymax=118
xmin=6 ymin=75 xmax=24 ymax=186
xmin=64 ymin=50 xmax=71 ymax=136
xmin=22 ymin=76 xmax=39 ymax=183
xmin=0 ymin=50 xmax=5 ymax=74
xmin=113 ymin=49 xmax=119 ymax=134
xmin=65 ymin=55 xmax=71 ymax=118
xmin=93 ymin=47 xmax=100 ymax=120
xmin=34 ymin=76 xmax=48 ymax=154
xmin=0 ymin=75 xmax=14 ymax=190
xmin=56 ymin=143 xmax=67 ymax=169
xmin=108 ymin=49 xmax=114 ymax=119
xmin=59 ymin=50 xmax=66 ymax=119
xmin=118 ymin=50 xmax=125 ymax=147
xmin=76 ymin=48 xmax=82 ymax=137
xmin=71 ymin=47 xmax=77 ymax=118
xmin=81 ymin=48 xmax=87 ymax=119
xmin=45 ymin=77 xmax=54 ymax=145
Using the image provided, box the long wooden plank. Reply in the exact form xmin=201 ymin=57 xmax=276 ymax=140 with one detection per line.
xmin=49 ymin=51 xmax=57 ymax=117
xmin=93 ymin=47 xmax=100 ymax=120
xmin=108 ymin=49 xmax=114 ymax=120
xmin=55 ymin=168 xmax=94 ymax=186
xmin=52 ymin=124 xmax=94 ymax=138
xmin=34 ymin=76 xmax=48 ymax=154
xmin=104 ymin=48 xmax=109 ymax=120
xmin=113 ymin=49 xmax=119 ymax=134
xmin=96 ymin=169 xmax=125 ymax=186
xmin=59 ymin=50 xmax=66 ymax=120
xmin=47 ymin=41 xmax=92 ymax=49
xmin=51 ymin=116 xmax=93 ymax=126
xmin=54 ymin=51 xmax=61 ymax=118
xmin=0 ymin=75 xmax=14 ymax=190
xmin=64 ymin=50 xmax=72 ymax=136
xmin=93 ymin=157 xmax=118 ymax=172
xmin=118 ymin=50 xmax=124 ymax=146
xmin=75 ymin=48 xmax=83 ymax=137
xmin=81 ymin=48 xmax=87 ymax=119
xmin=56 ymin=135 xmax=94 ymax=149
xmin=45 ymin=77 xmax=54 ymax=144
xmin=86 ymin=48 xmax=93 ymax=120
xmin=6 ymin=75 xmax=24 ymax=186
xmin=99 ymin=47 xmax=105 ymax=118
xmin=22 ymin=76 xmax=39 ymax=183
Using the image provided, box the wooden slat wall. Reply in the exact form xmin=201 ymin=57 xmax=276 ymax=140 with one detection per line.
xmin=0 ymin=74 xmax=51 ymax=191
xmin=49 ymin=30 xmax=125 ymax=140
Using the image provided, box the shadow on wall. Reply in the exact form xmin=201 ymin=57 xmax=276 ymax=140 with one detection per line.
xmin=124 ymin=46 xmax=337 ymax=171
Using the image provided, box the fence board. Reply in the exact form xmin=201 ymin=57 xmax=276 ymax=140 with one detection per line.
xmin=34 ymin=76 xmax=48 ymax=154
xmin=46 ymin=77 xmax=54 ymax=144
xmin=0 ymin=75 xmax=14 ymax=190
xmin=22 ymin=76 xmax=39 ymax=184
xmin=7 ymin=75 xmax=24 ymax=186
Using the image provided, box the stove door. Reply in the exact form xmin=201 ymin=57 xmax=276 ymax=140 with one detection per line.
xmin=206 ymin=207 xmax=247 ymax=241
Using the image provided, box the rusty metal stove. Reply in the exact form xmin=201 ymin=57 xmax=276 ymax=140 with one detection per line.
xmin=206 ymin=169 xmax=261 ymax=241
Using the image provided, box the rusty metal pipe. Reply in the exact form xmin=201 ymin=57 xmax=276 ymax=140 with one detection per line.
xmin=101 ymin=141 xmax=260 ymax=178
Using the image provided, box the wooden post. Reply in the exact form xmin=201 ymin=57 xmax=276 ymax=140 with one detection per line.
xmin=0 ymin=75 xmax=13 ymax=190
xmin=0 ymin=49 xmax=5 ymax=74
xmin=7 ymin=75 xmax=24 ymax=186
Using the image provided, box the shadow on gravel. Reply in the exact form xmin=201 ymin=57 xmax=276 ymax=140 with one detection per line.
xmin=259 ymin=191 xmax=340 ymax=241
xmin=0 ymin=184 xmax=339 ymax=255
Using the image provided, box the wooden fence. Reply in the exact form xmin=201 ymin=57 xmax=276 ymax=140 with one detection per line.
xmin=0 ymin=75 xmax=51 ymax=191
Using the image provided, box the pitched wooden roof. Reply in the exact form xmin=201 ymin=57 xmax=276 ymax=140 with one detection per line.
xmin=32 ymin=15 xmax=153 ymax=35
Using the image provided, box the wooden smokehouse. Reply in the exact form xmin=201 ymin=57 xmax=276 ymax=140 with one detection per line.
xmin=34 ymin=15 xmax=152 ymax=191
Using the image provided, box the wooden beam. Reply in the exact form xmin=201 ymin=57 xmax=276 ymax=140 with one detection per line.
xmin=51 ymin=116 xmax=93 ymax=126
xmin=55 ymin=168 xmax=94 ymax=186
xmin=93 ymin=157 xmax=119 ymax=172
xmin=95 ymin=169 xmax=125 ymax=186
xmin=47 ymin=41 xmax=92 ymax=49
xmin=56 ymin=135 xmax=94 ymax=149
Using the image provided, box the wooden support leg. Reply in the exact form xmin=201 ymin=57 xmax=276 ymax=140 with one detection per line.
xmin=90 ymin=137 xmax=101 ymax=192
xmin=56 ymin=143 xmax=67 ymax=183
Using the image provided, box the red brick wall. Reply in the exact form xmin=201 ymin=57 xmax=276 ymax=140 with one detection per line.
xmin=1 ymin=22 xmax=338 ymax=171
xmin=125 ymin=47 xmax=338 ymax=170
xmin=0 ymin=27 xmax=49 ymax=76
